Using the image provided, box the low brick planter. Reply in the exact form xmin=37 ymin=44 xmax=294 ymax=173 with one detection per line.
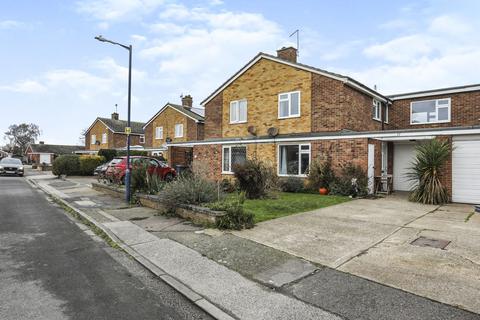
xmin=91 ymin=182 xmax=225 ymax=225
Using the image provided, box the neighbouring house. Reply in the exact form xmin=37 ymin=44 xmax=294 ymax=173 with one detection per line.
xmin=143 ymin=95 xmax=204 ymax=168
xmin=25 ymin=142 xmax=84 ymax=165
xmin=169 ymin=47 xmax=480 ymax=204
xmin=83 ymin=112 xmax=146 ymax=153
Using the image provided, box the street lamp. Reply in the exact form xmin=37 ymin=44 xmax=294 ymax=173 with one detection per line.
xmin=95 ymin=35 xmax=133 ymax=203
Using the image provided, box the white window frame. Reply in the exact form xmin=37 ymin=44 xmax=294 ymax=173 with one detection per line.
xmin=278 ymin=91 xmax=301 ymax=119
xmin=222 ymin=145 xmax=247 ymax=174
xmin=155 ymin=126 xmax=163 ymax=139
xmin=384 ymin=104 xmax=389 ymax=124
xmin=101 ymin=133 xmax=107 ymax=144
xmin=91 ymin=134 xmax=96 ymax=145
xmin=410 ymin=98 xmax=451 ymax=125
xmin=277 ymin=143 xmax=311 ymax=177
xmin=372 ymin=99 xmax=382 ymax=121
xmin=229 ymin=99 xmax=248 ymax=124
xmin=174 ymin=124 xmax=184 ymax=138
xmin=139 ymin=135 xmax=145 ymax=144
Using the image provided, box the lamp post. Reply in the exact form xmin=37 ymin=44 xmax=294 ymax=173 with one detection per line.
xmin=95 ymin=35 xmax=132 ymax=203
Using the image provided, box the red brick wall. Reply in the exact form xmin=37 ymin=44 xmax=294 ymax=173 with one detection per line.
xmin=192 ymin=144 xmax=222 ymax=180
xmin=168 ymin=147 xmax=193 ymax=167
xmin=186 ymin=118 xmax=204 ymax=141
xmin=204 ymin=93 xmax=223 ymax=138
xmin=311 ymin=74 xmax=389 ymax=133
xmin=311 ymin=139 xmax=369 ymax=174
xmin=111 ymin=133 xmax=142 ymax=149
xmin=437 ymin=136 xmax=453 ymax=199
xmin=390 ymin=91 xmax=480 ymax=129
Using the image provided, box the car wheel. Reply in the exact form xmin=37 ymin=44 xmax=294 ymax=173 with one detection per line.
xmin=164 ymin=173 xmax=174 ymax=182
xmin=18 ymin=174 xmax=24 ymax=177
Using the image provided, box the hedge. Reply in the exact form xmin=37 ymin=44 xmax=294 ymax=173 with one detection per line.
xmin=52 ymin=155 xmax=105 ymax=176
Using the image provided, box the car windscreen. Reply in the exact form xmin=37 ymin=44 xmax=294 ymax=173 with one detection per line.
xmin=0 ymin=158 xmax=22 ymax=165
xmin=108 ymin=158 xmax=123 ymax=166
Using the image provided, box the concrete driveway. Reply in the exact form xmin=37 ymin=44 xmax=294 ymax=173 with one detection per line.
xmin=235 ymin=195 xmax=480 ymax=314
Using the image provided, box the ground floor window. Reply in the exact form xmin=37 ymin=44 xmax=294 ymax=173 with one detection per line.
xmin=279 ymin=144 xmax=310 ymax=176
xmin=222 ymin=146 xmax=247 ymax=173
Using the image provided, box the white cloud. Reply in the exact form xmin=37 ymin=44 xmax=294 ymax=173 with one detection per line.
xmin=0 ymin=80 xmax=46 ymax=93
xmin=364 ymin=35 xmax=435 ymax=63
xmin=0 ymin=20 xmax=24 ymax=29
xmin=131 ymin=34 xmax=147 ymax=42
xmin=76 ymin=0 xmax=164 ymax=22
xmin=149 ymin=22 xmax=186 ymax=34
xmin=428 ymin=15 xmax=471 ymax=35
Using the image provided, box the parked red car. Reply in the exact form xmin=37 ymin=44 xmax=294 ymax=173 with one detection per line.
xmin=105 ymin=156 xmax=176 ymax=184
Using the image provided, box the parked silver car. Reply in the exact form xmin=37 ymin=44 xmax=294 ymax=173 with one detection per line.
xmin=0 ymin=157 xmax=24 ymax=177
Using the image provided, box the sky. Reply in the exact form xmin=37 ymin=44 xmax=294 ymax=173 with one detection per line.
xmin=1 ymin=0 xmax=480 ymax=145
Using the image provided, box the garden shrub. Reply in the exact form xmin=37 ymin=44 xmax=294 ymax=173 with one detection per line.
xmin=307 ymin=159 xmax=335 ymax=191
xmin=330 ymin=164 xmax=368 ymax=197
xmin=131 ymin=163 xmax=148 ymax=194
xmin=279 ymin=177 xmax=305 ymax=193
xmin=211 ymin=193 xmax=254 ymax=230
xmin=220 ymin=178 xmax=237 ymax=193
xmin=79 ymin=155 xmax=105 ymax=176
xmin=233 ymin=159 xmax=277 ymax=199
xmin=146 ymin=171 xmax=166 ymax=194
xmin=52 ymin=155 xmax=80 ymax=176
xmin=407 ymin=139 xmax=450 ymax=204
xmin=161 ymin=171 xmax=222 ymax=210
xmin=98 ymin=149 xmax=117 ymax=162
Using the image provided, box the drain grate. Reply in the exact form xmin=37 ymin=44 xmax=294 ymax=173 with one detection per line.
xmin=411 ymin=236 xmax=450 ymax=249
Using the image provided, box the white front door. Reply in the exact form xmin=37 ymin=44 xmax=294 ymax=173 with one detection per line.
xmin=393 ymin=143 xmax=418 ymax=191
xmin=452 ymin=136 xmax=480 ymax=204
xmin=367 ymin=144 xmax=375 ymax=194
xmin=39 ymin=154 xmax=51 ymax=164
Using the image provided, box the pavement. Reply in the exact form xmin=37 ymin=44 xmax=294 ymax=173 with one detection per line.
xmin=0 ymin=175 xmax=213 ymax=320
xmin=234 ymin=194 xmax=480 ymax=315
xmin=26 ymin=171 xmax=480 ymax=320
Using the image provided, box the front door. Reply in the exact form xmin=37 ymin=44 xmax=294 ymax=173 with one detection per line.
xmin=367 ymin=144 xmax=375 ymax=194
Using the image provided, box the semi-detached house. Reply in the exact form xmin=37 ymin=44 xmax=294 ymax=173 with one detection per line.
xmin=169 ymin=46 xmax=480 ymax=204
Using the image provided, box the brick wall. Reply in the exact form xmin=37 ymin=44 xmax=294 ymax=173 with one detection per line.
xmin=390 ymin=91 xmax=480 ymax=129
xmin=192 ymin=144 xmax=222 ymax=180
xmin=85 ymin=120 xmax=110 ymax=150
xmin=204 ymin=93 xmax=223 ymax=138
xmin=311 ymin=139 xmax=369 ymax=174
xmin=311 ymin=74 xmax=389 ymax=132
xmin=437 ymin=136 xmax=453 ymax=198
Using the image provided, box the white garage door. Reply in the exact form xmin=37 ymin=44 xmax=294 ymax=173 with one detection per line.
xmin=452 ymin=136 xmax=480 ymax=204
xmin=393 ymin=143 xmax=418 ymax=191
xmin=39 ymin=154 xmax=51 ymax=164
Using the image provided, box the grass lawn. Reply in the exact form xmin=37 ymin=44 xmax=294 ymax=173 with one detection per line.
xmin=235 ymin=192 xmax=350 ymax=223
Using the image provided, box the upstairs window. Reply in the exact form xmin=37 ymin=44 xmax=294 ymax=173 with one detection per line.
xmin=384 ymin=104 xmax=389 ymax=123
xmin=101 ymin=133 xmax=107 ymax=144
xmin=230 ymin=100 xmax=247 ymax=123
xmin=222 ymin=146 xmax=247 ymax=173
xmin=411 ymin=98 xmax=451 ymax=124
xmin=174 ymin=124 xmax=184 ymax=138
xmin=155 ymin=127 xmax=163 ymax=139
xmin=278 ymin=91 xmax=300 ymax=118
xmin=139 ymin=135 xmax=145 ymax=144
xmin=372 ymin=99 xmax=382 ymax=121
xmin=91 ymin=134 xmax=96 ymax=145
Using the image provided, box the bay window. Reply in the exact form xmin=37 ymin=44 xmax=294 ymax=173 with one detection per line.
xmin=410 ymin=98 xmax=451 ymax=124
xmin=222 ymin=146 xmax=247 ymax=173
xmin=278 ymin=91 xmax=300 ymax=118
xmin=279 ymin=144 xmax=310 ymax=176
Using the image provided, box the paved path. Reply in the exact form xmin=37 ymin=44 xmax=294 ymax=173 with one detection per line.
xmin=0 ymin=176 xmax=212 ymax=320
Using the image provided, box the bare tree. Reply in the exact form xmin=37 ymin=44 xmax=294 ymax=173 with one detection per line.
xmin=4 ymin=123 xmax=41 ymax=155
xmin=79 ymin=128 xmax=88 ymax=145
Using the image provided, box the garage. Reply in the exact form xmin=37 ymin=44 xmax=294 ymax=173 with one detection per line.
xmin=39 ymin=154 xmax=52 ymax=165
xmin=452 ymin=136 xmax=480 ymax=204
xmin=393 ymin=143 xmax=419 ymax=191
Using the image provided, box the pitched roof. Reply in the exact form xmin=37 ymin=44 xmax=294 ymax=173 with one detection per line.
xmin=27 ymin=144 xmax=84 ymax=154
xmin=143 ymin=103 xmax=205 ymax=129
xmin=388 ymin=83 xmax=480 ymax=100
xmin=200 ymin=52 xmax=390 ymax=106
xmin=96 ymin=117 xmax=145 ymax=134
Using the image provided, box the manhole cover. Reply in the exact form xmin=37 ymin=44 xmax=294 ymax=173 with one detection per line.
xmin=411 ymin=236 xmax=450 ymax=249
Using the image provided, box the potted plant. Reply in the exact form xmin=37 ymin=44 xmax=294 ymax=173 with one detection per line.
xmin=319 ymin=186 xmax=329 ymax=195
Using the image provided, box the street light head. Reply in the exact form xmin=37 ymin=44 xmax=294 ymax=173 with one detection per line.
xmin=95 ymin=35 xmax=107 ymax=42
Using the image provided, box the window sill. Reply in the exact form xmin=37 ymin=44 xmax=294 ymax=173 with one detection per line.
xmin=221 ymin=171 xmax=235 ymax=175
xmin=409 ymin=120 xmax=451 ymax=125
xmin=229 ymin=121 xmax=247 ymax=124
xmin=278 ymin=115 xmax=301 ymax=120
xmin=373 ymin=118 xmax=382 ymax=122
xmin=278 ymin=174 xmax=307 ymax=178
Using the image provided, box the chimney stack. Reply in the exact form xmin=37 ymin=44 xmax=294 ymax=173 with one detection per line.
xmin=181 ymin=95 xmax=193 ymax=109
xmin=276 ymin=47 xmax=297 ymax=63
xmin=111 ymin=112 xmax=119 ymax=120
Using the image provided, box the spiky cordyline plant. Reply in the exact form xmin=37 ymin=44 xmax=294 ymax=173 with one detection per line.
xmin=407 ymin=139 xmax=451 ymax=205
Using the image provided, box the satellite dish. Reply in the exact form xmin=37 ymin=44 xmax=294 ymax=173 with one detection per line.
xmin=95 ymin=141 xmax=101 ymax=145
xmin=267 ymin=127 xmax=279 ymax=137
xmin=165 ymin=137 xmax=172 ymax=143
xmin=247 ymin=126 xmax=257 ymax=136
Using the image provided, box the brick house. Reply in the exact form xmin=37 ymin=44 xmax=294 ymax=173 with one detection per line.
xmin=170 ymin=47 xmax=480 ymax=204
xmin=143 ymin=95 xmax=204 ymax=167
xmin=25 ymin=142 xmax=84 ymax=165
xmin=84 ymin=113 xmax=146 ymax=152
